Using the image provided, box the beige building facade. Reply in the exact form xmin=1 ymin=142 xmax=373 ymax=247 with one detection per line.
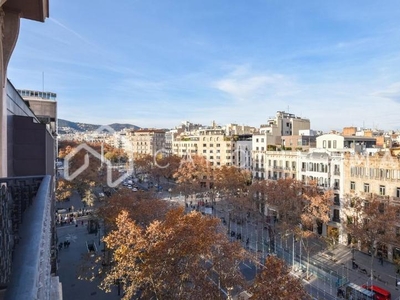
xmin=343 ymin=151 xmax=400 ymax=261
xmin=128 ymin=129 xmax=166 ymax=156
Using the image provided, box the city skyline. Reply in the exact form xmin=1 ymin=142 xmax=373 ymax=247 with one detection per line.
xmin=7 ymin=1 xmax=400 ymax=131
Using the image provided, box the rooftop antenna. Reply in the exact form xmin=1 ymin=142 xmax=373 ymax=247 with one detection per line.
xmin=42 ymin=71 xmax=45 ymax=94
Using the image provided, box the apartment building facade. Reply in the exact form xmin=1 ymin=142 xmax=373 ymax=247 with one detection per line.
xmin=260 ymin=111 xmax=310 ymax=137
xmin=234 ymin=135 xmax=252 ymax=171
xmin=173 ymin=135 xmax=200 ymax=158
xmin=128 ymin=129 xmax=166 ymax=156
xmin=343 ymin=151 xmax=400 ymax=261
xmin=197 ymin=128 xmax=236 ymax=167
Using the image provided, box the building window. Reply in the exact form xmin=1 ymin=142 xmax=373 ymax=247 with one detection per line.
xmin=261 ymin=138 xmax=264 ymax=142
xmin=334 ymin=194 xmax=340 ymax=206
xmin=364 ymin=183 xmax=370 ymax=193
xmin=203 ymin=144 xmax=206 ymax=147
xmin=334 ymin=179 xmax=340 ymax=189
xmin=256 ymin=138 xmax=259 ymax=142
xmin=350 ymin=181 xmax=355 ymax=191
xmin=333 ymin=140 xmax=337 ymax=149
xmin=397 ymin=187 xmax=400 ymax=198
xmin=328 ymin=140 xmax=332 ymax=148
xmin=323 ymin=140 xmax=326 ymax=148
xmin=216 ymin=144 xmax=220 ymax=147
xmin=203 ymin=150 xmax=206 ymax=153
xmin=379 ymin=185 xmax=386 ymax=196
xmin=210 ymin=144 xmax=214 ymax=147
xmin=333 ymin=209 xmax=340 ymax=222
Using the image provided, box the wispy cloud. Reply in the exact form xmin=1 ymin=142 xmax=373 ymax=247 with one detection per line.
xmin=49 ymin=18 xmax=94 ymax=46
xmin=373 ymin=82 xmax=400 ymax=103
xmin=213 ymin=65 xmax=300 ymax=102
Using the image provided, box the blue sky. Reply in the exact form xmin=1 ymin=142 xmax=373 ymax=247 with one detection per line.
xmin=7 ymin=0 xmax=400 ymax=131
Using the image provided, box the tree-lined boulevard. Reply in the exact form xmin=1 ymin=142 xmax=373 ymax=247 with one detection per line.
xmin=55 ymin=143 xmax=400 ymax=300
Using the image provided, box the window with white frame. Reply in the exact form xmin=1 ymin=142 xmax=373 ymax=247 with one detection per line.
xmin=379 ymin=185 xmax=386 ymax=196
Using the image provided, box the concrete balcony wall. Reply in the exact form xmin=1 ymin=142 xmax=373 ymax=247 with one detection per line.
xmin=1 ymin=175 xmax=61 ymax=300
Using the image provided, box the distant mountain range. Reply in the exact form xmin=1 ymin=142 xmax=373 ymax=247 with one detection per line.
xmin=58 ymin=118 xmax=140 ymax=134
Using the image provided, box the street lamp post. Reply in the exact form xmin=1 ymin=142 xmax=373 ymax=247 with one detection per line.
xmin=292 ymin=233 xmax=295 ymax=270
xmin=98 ymin=226 xmax=101 ymax=246
xmin=228 ymin=211 xmax=232 ymax=238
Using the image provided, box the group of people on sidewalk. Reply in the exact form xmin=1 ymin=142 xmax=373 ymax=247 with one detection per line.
xmin=58 ymin=240 xmax=70 ymax=250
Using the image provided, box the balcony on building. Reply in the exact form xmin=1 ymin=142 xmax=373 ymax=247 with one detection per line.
xmin=1 ymin=80 xmax=61 ymax=299
xmin=0 ymin=176 xmax=61 ymax=300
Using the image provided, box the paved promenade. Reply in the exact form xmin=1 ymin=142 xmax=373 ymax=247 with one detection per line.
xmin=56 ymin=190 xmax=121 ymax=300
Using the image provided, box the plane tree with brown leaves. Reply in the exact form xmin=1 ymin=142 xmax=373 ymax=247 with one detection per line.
xmin=214 ymin=166 xmax=251 ymax=200
xmin=152 ymin=154 xmax=181 ymax=183
xmin=133 ymin=153 xmax=153 ymax=176
xmin=343 ymin=194 xmax=398 ymax=277
xmin=55 ymin=178 xmax=74 ymax=202
xmin=145 ymin=154 xmax=180 ymax=187
xmin=99 ymin=207 xmax=246 ymax=300
xmin=249 ymin=255 xmax=311 ymax=300
xmin=301 ymin=181 xmax=333 ymax=233
xmin=265 ymin=178 xmax=304 ymax=233
xmin=60 ymin=142 xmax=101 ymax=198
xmin=246 ymin=178 xmax=332 ymax=253
xmin=247 ymin=179 xmax=269 ymax=214
xmin=96 ymin=189 xmax=172 ymax=230
xmin=173 ymin=155 xmax=211 ymax=200
xmin=58 ymin=141 xmax=122 ymax=200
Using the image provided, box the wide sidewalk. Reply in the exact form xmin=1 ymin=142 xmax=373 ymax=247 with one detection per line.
xmin=56 ymin=221 xmax=121 ymax=300
xmin=56 ymin=190 xmax=121 ymax=300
